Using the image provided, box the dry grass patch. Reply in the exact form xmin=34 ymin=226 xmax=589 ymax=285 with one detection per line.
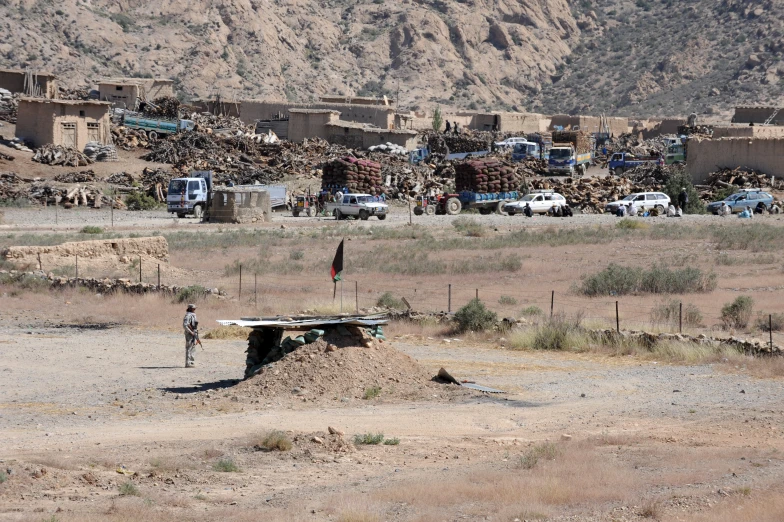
xmin=252 ymin=430 xmax=293 ymax=452
xmin=202 ymin=325 xmax=249 ymax=340
xmin=718 ymin=355 xmax=784 ymax=379
xmin=685 ymin=489 xmax=784 ymax=522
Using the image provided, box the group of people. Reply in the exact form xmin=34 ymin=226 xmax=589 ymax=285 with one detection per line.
xmin=444 ymin=120 xmax=460 ymax=135
xmin=516 ymin=202 xmax=573 ymax=218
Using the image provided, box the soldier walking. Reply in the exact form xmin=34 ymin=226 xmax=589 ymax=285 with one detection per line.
xmin=183 ymin=304 xmax=198 ymax=368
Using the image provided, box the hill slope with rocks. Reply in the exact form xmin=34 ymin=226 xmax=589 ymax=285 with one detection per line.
xmin=0 ymin=0 xmax=781 ymax=116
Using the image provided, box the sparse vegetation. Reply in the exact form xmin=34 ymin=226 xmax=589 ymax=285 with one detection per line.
xmin=452 ymin=217 xmax=485 ymax=237
xmin=376 ymin=292 xmax=405 ymax=309
xmin=254 ymin=431 xmax=293 ymax=452
xmin=125 ymin=192 xmax=159 ymax=211
xmin=454 ymin=298 xmax=498 ymax=333
xmin=202 ymin=325 xmax=248 ymax=340
xmin=650 ymin=299 xmax=703 ymax=327
xmin=0 ymin=471 xmax=7 ymax=483
xmin=383 ymin=437 xmax=400 ymax=445
xmin=353 ymin=432 xmax=385 ymax=445
xmin=580 ymin=264 xmax=717 ymax=296
xmin=290 ymin=250 xmax=304 ymax=260
xmin=531 ymin=313 xmax=585 ymax=351
xmin=721 ymin=296 xmax=754 ymax=329
xmin=363 ymin=386 xmax=382 ymax=400
xmin=80 ymin=225 xmax=104 ymax=234
xmin=431 ymin=105 xmax=443 ymax=132
xmin=519 ymin=442 xmax=560 ymax=469
xmin=757 ymin=313 xmax=784 ymax=332
xmin=213 ymin=458 xmax=239 ymax=472
xmin=174 ymin=285 xmax=209 ymax=303
xmin=498 ymin=295 xmax=518 ymax=306
xmin=118 ymin=481 xmax=140 ymax=496
xmin=712 ymin=224 xmax=784 ymax=252
xmin=617 ymin=219 xmax=649 ymax=230
xmin=521 ymin=305 xmax=543 ymax=317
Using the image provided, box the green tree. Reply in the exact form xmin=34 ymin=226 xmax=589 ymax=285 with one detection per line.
xmin=431 ymin=106 xmax=443 ymax=132
xmin=664 ymin=166 xmax=705 ymax=214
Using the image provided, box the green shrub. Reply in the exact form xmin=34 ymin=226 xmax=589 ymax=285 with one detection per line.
xmin=0 ymin=273 xmax=50 ymax=292
xmin=521 ymin=305 xmax=543 ymax=317
xmin=712 ymin=224 xmax=784 ymax=252
xmin=0 ymin=471 xmax=7 ymax=483
xmin=616 ymin=219 xmax=648 ymax=230
xmin=125 ymin=192 xmax=159 ymax=211
xmin=499 ymin=254 xmax=522 ymax=272
xmin=383 ymin=437 xmax=400 ymax=445
xmin=650 ymin=299 xmax=703 ymax=327
xmin=756 ymin=312 xmax=784 ymax=333
xmin=376 ymin=292 xmax=405 ymax=309
xmin=663 ymin=167 xmax=705 ymax=214
xmin=175 ymin=285 xmax=209 ymax=303
xmin=498 ymin=295 xmax=518 ymax=306
xmin=363 ymin=386 xmax=381 ymax=400
xmin=454 ymin=298 xmax=497 ymax=332
xmin=118 ymin=481 xmax=140 ymax=496
xmin=721 ymin=296 xmax=754 ymax=329
xmin=532 ymin=313 xmax=583 ymax=351
xmin=452 ymin=217 xmax=485 ymax=237
xmin=353 ymin=432 xmax=384 ymax=445
xmin=580 ymin=264 xmax=716 ymax=296
xmin=80 ymin=225 xmax=103 ymax=234
xmin=518 ymin=442 xmax=560 ymax=469
xmin=254 ymin=431 xmax=292 ymax=452
xmin=289 ymin=250 xmax=304 ymax=260
xmin=213 ymin=459 xmax=239 ymax=472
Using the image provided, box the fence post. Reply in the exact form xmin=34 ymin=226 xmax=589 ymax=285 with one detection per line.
xmin=157 ymin=264 xmax=160 ymax=288
xmin=355 ymin=281 xmax=359 ymax=314
xmin=448 ymin=284 xmax=452 ymax=313
xmin=550 ymin=290 xmax=554 ymax=319
xmin=37 ymin=253 xmax=42 ymax=271
xmin=139 ymin=256 xmax=142 ymax=283
xmin=239 ymin=264 xmax=242 ymax=301
xmin=75 ymin=254 xmax=78 ymax=279
xmin=110 ymin=186 xmax=114 ymax=228
xmin=771 ymin=314 xmax=774 ymax=351
xmin=408 ymin=198 xmax=412 ymax=226
xmin=254 ymin=273 xmax=258 ymax=305
xmin=615 ymin=301 xmax=620 ymax=333
xmin=475 ymin=288 xmax=479 ymax=301
xmin=679 ymin=302 xmax=683 ymax=334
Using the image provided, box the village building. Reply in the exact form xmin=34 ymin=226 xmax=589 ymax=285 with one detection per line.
xmin=287 ymin=109 xmax=418 ymax=150
xmin=15 ymin=98 xmax=111 ymax=149
xmin=97 ymin=78 xmax=175 ymax=108
xmin=0 ymin=68 xmax=57 ymax=98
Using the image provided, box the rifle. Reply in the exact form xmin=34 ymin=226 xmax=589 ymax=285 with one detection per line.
xmin=193 ymin=329 xmax=203 ymax=348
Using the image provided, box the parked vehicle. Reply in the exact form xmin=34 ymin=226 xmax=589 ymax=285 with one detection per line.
xmin=408 ymin=145 xmax=490 ymax=165
xmin=526 ymin=133 xmax=552 ymax=160
xmin=510 ymin=141 xmax=541 ymax=162
xmin=413 ymin=194 xmax=438 ymax=215
xmin=325 ymin=193 xmax=388 ymax=220
xmin=494 ymin=137 xmax=529 ymax=150
xmin=460 ymin=190 xmax=521 ymax=215
xmin=167 ymin=172 xmax=287 ymax=219
xmin=608 ymin=152 xmax=664 ymax=176
xmin=548 ymin=131 xmax=593 ymax=176
xmin=503 ymin=191 xmax=567 ymax=215
xmin=293 ymin=194 xmax=319 ymax=217
xmin=604 ymin=192 xmax=671 ymax=214
xmin=706 ymin=189 xmax=774 ymax=214
xmin=122 ymin=114 xmax=195 ymax=140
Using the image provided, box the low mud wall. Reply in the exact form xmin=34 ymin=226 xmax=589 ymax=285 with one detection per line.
xmin=2 ymin=237 xmax=169 ymax=270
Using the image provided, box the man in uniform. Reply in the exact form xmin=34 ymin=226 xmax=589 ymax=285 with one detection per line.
xmin=183 ymin=304 xmax=198 ymax=368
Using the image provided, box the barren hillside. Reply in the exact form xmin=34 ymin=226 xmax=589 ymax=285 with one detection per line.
xmin=0 ymin=0 xmax=782 ymax=116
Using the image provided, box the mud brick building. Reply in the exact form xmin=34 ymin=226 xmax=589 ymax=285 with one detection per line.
xmin=15 ymin=98 xmax=111 ymax=148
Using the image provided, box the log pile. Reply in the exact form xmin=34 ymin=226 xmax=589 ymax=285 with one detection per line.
xmin=529 ymin=175 xmax=655 ymax=213
xmin=703 ymin=167 xmax=779 ymax=191
xmin=54 ymin=170 xmax=97 ymax=183
xmin=105 ymin=172 xmax=135 ymax=185
xmin=142 ymin=97 xmax=181 ymax=119
xmin=677 ymin=125 xmax=713 ymax=138
xmin=111 ymin=126 xmax=150 ymax=150
xmin=33 ymin=145 xmax=94 ymax=167
xmin=455 ymin=159 xmax=522 ymax=193
xmin=322 ymin=157 xmax=384 ymax=194
xmin=424 ymin=132 xmax=490 ymax=154
xmin=0 ymin=90 xmax=18 ymax=124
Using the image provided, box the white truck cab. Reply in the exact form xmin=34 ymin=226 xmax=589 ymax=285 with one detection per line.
xmin=167 ymin=171 xmax=212 ymax=219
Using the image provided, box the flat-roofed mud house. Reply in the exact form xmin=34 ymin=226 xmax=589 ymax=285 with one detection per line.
xmin=97 ymin=78 xmax=175 ymax=108
xmin=0 ymin=68 xmax=57 ymax=98
xmin=15 ymin=98 xmax=111 ymax=149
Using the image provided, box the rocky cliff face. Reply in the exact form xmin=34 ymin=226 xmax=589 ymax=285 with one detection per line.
xmin=0 ymin=0 xmax=781 ymax=116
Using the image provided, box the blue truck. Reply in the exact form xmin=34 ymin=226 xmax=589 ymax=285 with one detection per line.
xmin=122 ymin=114 xmax=195 ymax=139
xmin=548 ymin=131 xmax=593 ymax=177
xmin=608 ymin=152 xmax=663 ymax=176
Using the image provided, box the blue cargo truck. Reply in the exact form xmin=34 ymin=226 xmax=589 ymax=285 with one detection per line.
xmin=122 ymin=114 xmax=195 ymax=139
xmin=548 ymin=131 xmax=593 ymax=177
xmin=607 ymin=152 xmax=663 ymax=176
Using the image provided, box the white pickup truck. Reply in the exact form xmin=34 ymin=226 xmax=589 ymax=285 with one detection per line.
xmin=325 ymin=193 xmax=388 ymax=221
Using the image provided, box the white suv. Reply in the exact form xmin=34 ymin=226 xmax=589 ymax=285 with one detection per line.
xmin=504 ymin=191 xmax=567 ymax=215
xmin=605 ymin=192 xmax=670 ymax=214
xmin=494 ymin=137 xmax=528 ymax=150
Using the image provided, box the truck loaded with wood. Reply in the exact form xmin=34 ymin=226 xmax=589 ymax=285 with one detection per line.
xmin=548 ymin=130 xmax=593 ymax=177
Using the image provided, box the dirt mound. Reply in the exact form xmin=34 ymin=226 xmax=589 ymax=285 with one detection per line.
xmin=235 ymin=330 xmax=472 ymax=405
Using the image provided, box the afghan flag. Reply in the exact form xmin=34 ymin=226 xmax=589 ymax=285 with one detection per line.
xmin=330 ymin=239 xmax=344 ymax=282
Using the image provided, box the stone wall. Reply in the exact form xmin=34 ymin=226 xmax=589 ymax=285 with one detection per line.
xmin=211 ymin=188 xmax=271 ymax=224
xmin=687 ymin=138 xmax=784 ymax=183
xmin=2 ymin=237 xmax=169 ymax=270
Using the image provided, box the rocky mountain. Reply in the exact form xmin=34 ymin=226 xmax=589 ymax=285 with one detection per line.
xmin=0 ymin=0 xmax=781 ymax=116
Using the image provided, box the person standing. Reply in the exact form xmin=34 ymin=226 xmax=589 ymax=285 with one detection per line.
xmin=183 ymin=304 xmax=198 ymax=368
xmin=678 ymin=188 xmax=689 ymax=213
xmin=445 ymin=120 xmax=452 ymax=133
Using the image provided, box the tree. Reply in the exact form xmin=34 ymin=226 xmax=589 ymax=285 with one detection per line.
xmin=664 ymin=166 xmax=705 ymax=214
xmin=431 ymin=106 xmax=443 ymax=132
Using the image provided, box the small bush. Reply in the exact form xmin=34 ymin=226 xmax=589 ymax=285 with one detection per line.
xmin=756 ymin=312 xmax=784 ymax=332
xmin=580 ymin=264 xmax=716 ymax=296
xmin=213 ymin=458 xmax=239 ymax=472
xmin=713 ymin=224 xmax=784 ymax=252
xmin=0 ymin=273 xmax=50 ymax=293
xmin=616 ymin=219 xmax=648 ymax=230
xmin=383 ymin=437 xmax=400 ymax=445
xmin=363 ymin=386 xmax=381 ymax=400
xmin=118 ymin=481 xmax=140 ymax=496
xmin=498 ymin=295 xmax=518 ymax=306
xmin=521 ymin=305 xmax=543 ymax=317
xmin=254 ymin=431 xmax=292 ymax=452
xmin=452 ymin=217 xmax=485 ymax=237
xmin=290 ymin=250 xmax=304 ymax=260
xmin=125 ymin=192 xmax=159 ymax=211
xmin=499 ymin=254 xmax=522 ymax=272
xmin=663 ymin=167 xmax=705 ymax=214
xmin=0 ymin=471 xmax=7 ymax=483
xmin=175 ymin=285 xmax=208 ymax=303
xmin=353 ymin=433 xmax=384 ymax=445
xmin=454 ymin=298 xmax=498 ymax=333
xmin=376 ymin=292 xmax=405 ymax=309
xmin=532 ymin=313 xmax=584 ymax=351
xmin=80 ymin=225 xmax=103 ymax=234
xmin=721 ymin=296 xmax=754 ymax=329
xmin=650 ymin=299 xmax=703 ymax=327
xmin=518 ymin=442 xmax=560 ymax=469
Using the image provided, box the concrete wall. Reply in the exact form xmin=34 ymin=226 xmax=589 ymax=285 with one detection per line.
xmin=0 ymin=69 xmax=57 ymax=98
xmin=732 ymin=107 xmax=784 ymax=126
xmin=328 ymin=126 xmax=418 ymax=150
xmin=687 ymin=138 xmax=784 ymax=183
xmin=713 ymin=126 xmax=784 ymax=139
xmin=16 ymin=100 xmax=111 ymax=149
xmin=288 ymin=110 xmax=338 ymax=142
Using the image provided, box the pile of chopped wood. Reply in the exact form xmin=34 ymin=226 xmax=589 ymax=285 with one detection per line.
xmin=455 ymin=159 xmax=522 ymax=193
xmin=54 ymin=170 xmax=97 ymax=183
xmin=142 ymin=96 xmax=181 ymax=119
xmin=111 ymin=126 xmax=150 ymax=150
xmin=0 ymin=89 xmax=18 ymax=124
xmin=677 ymin=125 xmax=713 ymax=138
xmin=33 ymin=145 xmax=94 ymax=167
xmin=424 ymin=132 xmax=490 ymax=154
xmin=104 ymin=172 xmax=135 ymax=185
xmin=322 ymin=157 xmax=384 ymax=195
xmin=529 ymin=176 xmax=654 ymax=213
